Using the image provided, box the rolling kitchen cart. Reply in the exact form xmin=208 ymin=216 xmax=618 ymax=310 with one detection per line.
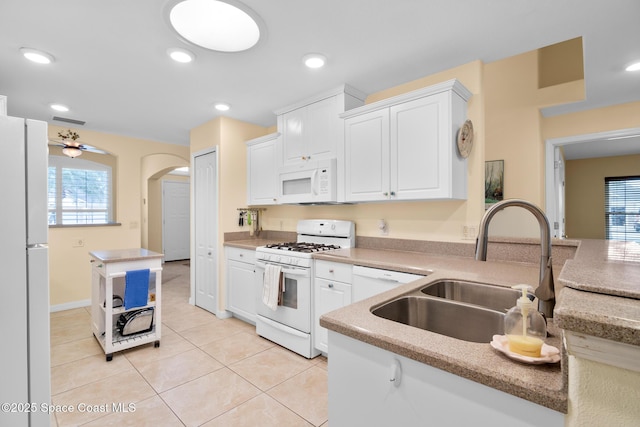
xmin=90 ymin=248 xmax=163 ymax=361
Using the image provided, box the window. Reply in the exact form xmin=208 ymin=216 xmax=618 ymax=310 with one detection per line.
xmin=604 ymin=176 xmax=640 ymax=241
xmin=48 ymin=155 xmax=113 ymax=225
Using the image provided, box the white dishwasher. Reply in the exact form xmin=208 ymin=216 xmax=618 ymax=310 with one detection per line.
xmin=352 ymin=265 xmax=424 ymax=302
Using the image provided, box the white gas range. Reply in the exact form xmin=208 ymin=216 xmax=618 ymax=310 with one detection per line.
xmin=255 ymin=219 xmax=355 ymax=358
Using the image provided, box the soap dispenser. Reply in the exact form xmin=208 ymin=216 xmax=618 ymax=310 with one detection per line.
xmin=504 ymin=284 xmax=547 ymax=358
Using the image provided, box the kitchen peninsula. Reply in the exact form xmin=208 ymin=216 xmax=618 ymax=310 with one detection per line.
xmin=316 ymin=238 xmax=640 ymax=426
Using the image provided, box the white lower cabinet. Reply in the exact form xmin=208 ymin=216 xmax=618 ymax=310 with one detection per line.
xmin=225 ymin=247 xmax=256 ymax=324
xmin=328 ymin=332 xmax=564 ymax=427
xmin=314 ymin=260 xmax=352 ymax=353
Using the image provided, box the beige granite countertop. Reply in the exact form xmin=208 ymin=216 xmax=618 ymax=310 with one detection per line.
xmin=223 ymin=234 xmax=640 ymax=412
xmin=318 ymin=251 xmax=566 ymax=413
xmin=223 ymin=238 xmax=283 ymax=250
xmin=89 ymin=248 xmax=163 ymax=263
xmin=555 ymin=239 xmax=640 ymax=346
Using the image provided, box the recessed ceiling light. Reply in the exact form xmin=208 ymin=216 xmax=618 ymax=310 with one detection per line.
xmin=625 ymin=61 xmax=640 ymax=72
xmin=303 ymin=53 xmax=327 ymax=69
xmin=168 ymin=0 xmax=262 ymax=53
xmin=167 ymin=47 xmax=195 ymax=63
xmin=50 ymin=104 xmax=69 ymax=112
xmin=214 ymin=103 xmax=230 ymax=111
xmin=20 ymin=47 xmax=55 ymax=64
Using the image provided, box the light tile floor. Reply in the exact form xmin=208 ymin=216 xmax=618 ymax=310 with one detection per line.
xmin=50 ymin=261 xmax=328 ymax=426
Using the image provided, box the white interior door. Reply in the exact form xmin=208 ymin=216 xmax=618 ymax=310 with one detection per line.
xmin=554 ymin=147 xmax=566 ymax=238
xmin=193 ymin=150 xmax=218 ymax=314
xmin=162 ymin=181 xmax=190 ymax=261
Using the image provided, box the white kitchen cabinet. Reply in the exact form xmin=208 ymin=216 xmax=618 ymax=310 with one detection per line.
xmin=246 ymin=133 xmax=280 ymax=205
xmin=314 ymin=260 xmax=353 ymax=353
xmin=343 ymin=109 xmax=390 ymax=201
xmin=225 ymin=247 xmax=256 ymax=324
xmin=352 ymin=265 xmax=423 ymax=302
xmin=343 ymin=79 xmax=471 ymax=202
xmin=276 ymin=85 xmax=366 ymax=167
xmin=328 ymin=332 xmax=564 ymax=427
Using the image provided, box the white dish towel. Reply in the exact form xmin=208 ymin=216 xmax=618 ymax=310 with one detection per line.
xmin=262 ymin=264 xmax=282 ymax=311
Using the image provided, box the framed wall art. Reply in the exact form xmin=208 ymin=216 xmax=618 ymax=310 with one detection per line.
xmin=485 ymin=160 xmax=504 ymax=209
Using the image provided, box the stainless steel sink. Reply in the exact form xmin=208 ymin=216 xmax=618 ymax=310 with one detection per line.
xmin=371 ymin=296 xmax=505 ymax=343
xmin=420 ymin=280 xmax=522 ymax=313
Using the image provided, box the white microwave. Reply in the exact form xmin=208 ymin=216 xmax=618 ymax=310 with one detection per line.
xmin=278 ymin=158 xmax=337 ymax=204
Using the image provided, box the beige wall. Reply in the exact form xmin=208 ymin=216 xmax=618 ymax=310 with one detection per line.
xmin=48 ymin=125 xmax=189 ymax=307
xmin=565 ymin=154 xmax=640 ymax=239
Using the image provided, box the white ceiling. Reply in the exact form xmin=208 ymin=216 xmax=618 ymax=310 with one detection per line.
xmin=1 ymin=0 xmax=639 ymax=150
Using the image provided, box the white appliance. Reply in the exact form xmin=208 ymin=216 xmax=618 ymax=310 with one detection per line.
xmin=255 ymin=219 xmax=355 ymax=358
xmin=278 ymin=158 xmax=337 ymax=204
xmin=0 ymin=115 xmax=51 ymax=427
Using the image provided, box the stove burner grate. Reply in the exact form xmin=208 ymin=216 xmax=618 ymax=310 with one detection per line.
xmin=264 ymin=242 xmax=341 ymax=253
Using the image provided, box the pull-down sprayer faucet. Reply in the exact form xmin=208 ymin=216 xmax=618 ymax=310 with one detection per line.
xmin=475 ymin=199 xmax=556 ymax=319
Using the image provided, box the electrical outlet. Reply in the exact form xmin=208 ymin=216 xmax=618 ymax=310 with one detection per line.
xmin=462 ymin=225 xmax=477 ymax=240
xmin=72 ymin=238 xmax=84 ymax=247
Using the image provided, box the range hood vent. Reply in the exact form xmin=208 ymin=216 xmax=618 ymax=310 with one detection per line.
xmin=52 ymin=116 xmax=86 ymax=126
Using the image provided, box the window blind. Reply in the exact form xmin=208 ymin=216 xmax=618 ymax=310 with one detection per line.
xmin=604 ymin=176 xmax=640 ymax=241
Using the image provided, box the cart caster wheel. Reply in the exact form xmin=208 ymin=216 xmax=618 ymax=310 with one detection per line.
xmin=106 ymin=354 xmax=113 ymax=362
xmin=154 ymin=341 xmax=160 ymax=348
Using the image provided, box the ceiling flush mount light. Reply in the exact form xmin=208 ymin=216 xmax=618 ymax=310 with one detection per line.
xmin=168 ymin=0 xmax=263 ymax=53
xmin=214 ymin=102 xmax=230 ymax=111
xmin=20 ymin=47 xmax=55 ymax=64
xmin=167 ymin=47 xmax=195 ymax=63
xmin=50 ymin=104 xmax=69 ymax=112
xmin=625 ymin=61 xmax=640 ymax=72
xmin=303 ymin=53 xmax=327 ymax=69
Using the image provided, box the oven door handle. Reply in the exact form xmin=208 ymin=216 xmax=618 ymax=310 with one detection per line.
xmin=255 ymin=261 xmax=309 ymax=277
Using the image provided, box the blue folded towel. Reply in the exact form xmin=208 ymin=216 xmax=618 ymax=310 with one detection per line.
xmin=124 ymin=269 xmax=150 ymax=309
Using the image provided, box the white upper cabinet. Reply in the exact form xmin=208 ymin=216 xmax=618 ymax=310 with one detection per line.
xmin=246 ymin=132 xmax=280 ymax=205
xmin=276 ymin=86 xmax=366 ymax=166
xmin=280 ymin=96 xmax=338 ymax=164
xmin=275 ymin=86 xmax=366 ymax=202
xmin=344 ymin=109 xmax=390 ymax=201
xmin=343 ymin=79 xmax=472 ymax=202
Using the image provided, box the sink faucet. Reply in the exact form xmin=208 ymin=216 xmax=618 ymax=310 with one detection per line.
xmin=475 ymin=199 xmax=555 ymax=319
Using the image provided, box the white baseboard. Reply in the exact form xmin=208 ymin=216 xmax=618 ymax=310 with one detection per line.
xmin=50 ymin=299 xmax=91 ymax=312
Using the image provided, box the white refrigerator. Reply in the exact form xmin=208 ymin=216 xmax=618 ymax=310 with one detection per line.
xmin=0 ymin=115 xmax=51 ymax=426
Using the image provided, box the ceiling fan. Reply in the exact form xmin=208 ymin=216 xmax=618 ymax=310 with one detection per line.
xmin=48 ymin=129 xmax=108 ymax=158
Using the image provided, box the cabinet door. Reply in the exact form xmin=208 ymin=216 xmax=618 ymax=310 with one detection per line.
xmin=314 ymin=278 xmax=351 ymax=353
xmin=390 ymin=93 xmax=448 ymax=200
xmin=345 ymin=109 xmax=390 ymax=202
xmin=247 ymin=137 xmax=278 ymax=205
xmin=282 ymin=107 xmax=307 ymax=165
xmin=306 ymin=96 xmax=338 ymax=161
xmin=227 ymin=259 xmax=256 ymax=323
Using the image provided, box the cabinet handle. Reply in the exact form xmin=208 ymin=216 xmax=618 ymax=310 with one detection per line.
xmin=390 ymin=191 xmax=396 ymax=196
xmin=239 ymin=253 xmax=243 ymax=257
xmin=328 ymin=283 xmax=334 ymax=288
xmin=329 ymin=269 xmax=334 ymax=273
xmin=383 ymin=192 xmax=388 ymax=196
